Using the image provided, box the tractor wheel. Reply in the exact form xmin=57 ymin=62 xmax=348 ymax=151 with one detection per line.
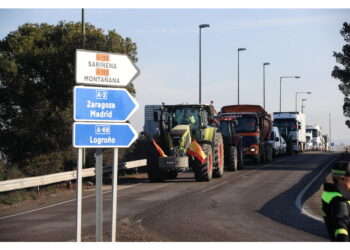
xmin=226 ymin=145 xmax=238 ymax=171
xmin=213 ymin=133 xmax=224 ymax=178
xmin=193 ymin=144 xmax=213 ymax=182
xmin=147 ymin=149 xmax=166 ymax=182
xmin=238 ymin=145 xmax=244 ymax=170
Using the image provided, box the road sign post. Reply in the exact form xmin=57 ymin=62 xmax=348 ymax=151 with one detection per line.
xmin=76 ymin=148 xmax=83 ymax=242
xmin=95 ymin=149 xmax=103 ymax=242
xmin=74 ymin=49 xmax=139 ymax=242
xmin=111 ymin=148 xmax=118 ymax=242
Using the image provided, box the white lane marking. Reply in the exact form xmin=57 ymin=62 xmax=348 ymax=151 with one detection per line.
xmin=295 ymin=155 xmax=339 ymax=222
xmin=0 ymin=183 xmax=144 ymax=221
xmin=118 ymin=183 xmax=143 ymax=191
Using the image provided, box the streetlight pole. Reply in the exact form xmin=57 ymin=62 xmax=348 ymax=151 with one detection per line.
xmin=279 ymin=76 xmax=300 ymax=112
xmin=237 ymin=48 xmax=246 ymax=105
xmin=199 ymin=24 xmax=210 ymax=104
xmin=82 ymin=8 xmax=85 ymax=48
xmin=295 ymin=91 xmax=311 ymax=112
xmin=263 ymin=62 xmax=270 ymax=109
xmin=301 ymin=98 xmax=307 ymax=113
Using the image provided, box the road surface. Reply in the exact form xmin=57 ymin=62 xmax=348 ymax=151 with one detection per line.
xmin=0 ymin=151 xmax=338 ymax=241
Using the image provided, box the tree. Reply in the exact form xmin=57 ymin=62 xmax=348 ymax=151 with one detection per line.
xmin=332 ymin=22 xmax=350 ymax=128
xmin=0 ymin=22 xmax=138 ymax=175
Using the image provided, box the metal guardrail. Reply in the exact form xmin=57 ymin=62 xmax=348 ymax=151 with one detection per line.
xmin=0 ymin=159 xmax=147 ymax=193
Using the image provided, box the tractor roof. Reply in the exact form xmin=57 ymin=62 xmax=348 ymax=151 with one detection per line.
xmin=163 ymin=104 xmax=217 ymax=114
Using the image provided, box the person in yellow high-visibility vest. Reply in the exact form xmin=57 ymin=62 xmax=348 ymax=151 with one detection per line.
xmin=322 ymin=161 xmax=350 ymax=241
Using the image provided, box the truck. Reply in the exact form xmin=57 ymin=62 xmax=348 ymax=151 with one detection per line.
xmin=219 ymin=105 xmax=273 ymax=164
xmin=215 ymin=113 xmax=244 ymax=171
xmin=306 ymin=124 xmax=323 ymax=151
xmin=146 ymin=103 xmax=224 ymax=182
xmin=273 ymin=112 xmax=306 ymax=153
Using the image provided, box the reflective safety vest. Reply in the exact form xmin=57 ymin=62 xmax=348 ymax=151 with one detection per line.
xmin=322 ymin=184 xmax=350 ymax=241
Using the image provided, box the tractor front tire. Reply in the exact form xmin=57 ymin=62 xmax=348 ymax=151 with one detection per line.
xmin=193 ymin=144 xmax=213 ymax=182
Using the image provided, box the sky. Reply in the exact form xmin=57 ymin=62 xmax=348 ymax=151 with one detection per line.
xmin=0 ymin=5 xmax=350 ymax=144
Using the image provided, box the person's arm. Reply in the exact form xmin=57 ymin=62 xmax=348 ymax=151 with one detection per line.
xmin=331 ymin=199 xmax=350 ymax=241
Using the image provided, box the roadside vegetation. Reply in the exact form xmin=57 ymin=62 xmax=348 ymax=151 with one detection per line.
xmin=332 ymin=22 xmax=350 ymax=128
xmin=0 ymin=21 xmax=139 ymax=205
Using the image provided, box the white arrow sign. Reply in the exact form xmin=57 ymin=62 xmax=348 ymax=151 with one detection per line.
xmin=75 ymin=49 xmax=140 ymax=87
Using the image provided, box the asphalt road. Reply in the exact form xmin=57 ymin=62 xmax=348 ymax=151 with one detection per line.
xmin=0 ymin=151 xmax=338 ymax=242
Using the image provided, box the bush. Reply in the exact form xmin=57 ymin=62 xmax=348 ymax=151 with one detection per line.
xmin=0 ymin=190 xmax=25 ymax=205
xmin=22 ymin=152 xmax=64 ymax=176
xmin=5 ymin=166 xmax=25 ymax=180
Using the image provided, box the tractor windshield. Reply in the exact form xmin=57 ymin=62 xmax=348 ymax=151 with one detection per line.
xmin=168 ymin=107 xmax=200 ymax=130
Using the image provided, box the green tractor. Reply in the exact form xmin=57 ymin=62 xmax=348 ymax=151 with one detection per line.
xmin=147 ymin=104 xmax=224 ymax=182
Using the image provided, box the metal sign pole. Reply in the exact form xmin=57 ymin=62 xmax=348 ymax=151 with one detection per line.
xmin=76 ymin=148 xmax=83 ymax=242
xmin=111 ymin=148 xmax=119 ymax=242
xmin=95 ymin=148 xmax=103 ymax=242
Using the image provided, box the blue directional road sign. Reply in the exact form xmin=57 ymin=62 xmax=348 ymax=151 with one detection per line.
xmin=73 ymin=86 xmax=139 ymax=122
xmin=73 ymin=122 xmax=138 ymax=148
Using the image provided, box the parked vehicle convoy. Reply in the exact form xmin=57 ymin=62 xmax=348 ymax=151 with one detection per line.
xmin=306 ymin=124 xmax=323 ymax=151
xmin=219 ymin=105 xmax=273 ymax=164
xmin=268 ymin=126 xmax=287 ymax=157
xmin=215 ymin=113 xmax=244 ymax=171
xmin=273 ymin=112 xmax=306 ymax=154
xmin=146 ymin=103 xmax=224 ymax=182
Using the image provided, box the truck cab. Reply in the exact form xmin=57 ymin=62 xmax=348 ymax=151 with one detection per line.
xmin=219 ymin=105 xmax=273 ymax=164
xmin=273 ymin=112 xmax=306 ymax=154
